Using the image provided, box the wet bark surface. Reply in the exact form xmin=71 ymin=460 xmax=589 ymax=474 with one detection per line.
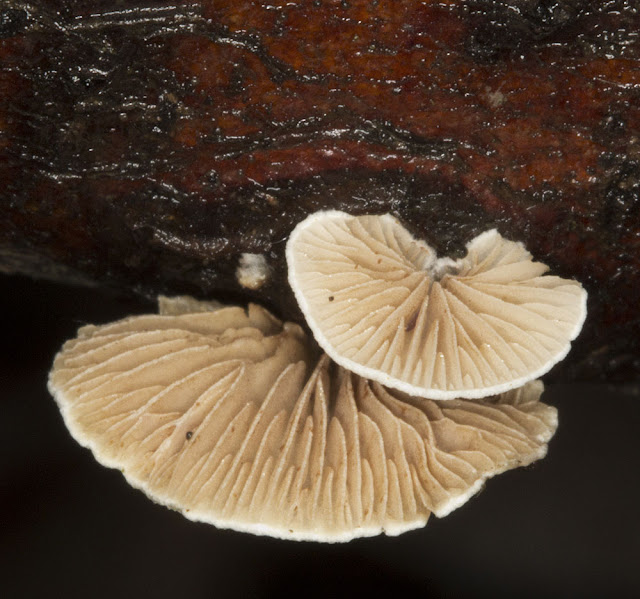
xmin=1 ymin=1 xmax=639 ymax=381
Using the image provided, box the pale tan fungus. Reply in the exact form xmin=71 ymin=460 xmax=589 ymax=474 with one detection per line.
xmin=236 ymin=253 xmax=270 ymax=290
xmin=286 ymin=210 xmax=587 ymax=400
xmin=157 ymin=295 xmax=224 ymax=315
xmin=49 ymin=298 xmax=557 ymax=542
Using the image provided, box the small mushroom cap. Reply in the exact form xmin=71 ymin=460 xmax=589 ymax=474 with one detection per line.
xmin=286 ymin=211 xmax=587 ymax=400
xmin=49 ymin=298 xmax=557 ymax=542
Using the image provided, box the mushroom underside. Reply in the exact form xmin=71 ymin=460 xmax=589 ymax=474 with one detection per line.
xmin=48 ymin=297 xmax=557 ymax=541
xmin=286 ymin=211 xmax=587 ymax=400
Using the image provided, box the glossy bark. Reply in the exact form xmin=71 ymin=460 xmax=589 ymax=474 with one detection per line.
xmin=1 ymin=1 xmax=639 ymax=380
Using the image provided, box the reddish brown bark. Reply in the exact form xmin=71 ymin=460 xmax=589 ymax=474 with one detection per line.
xmin=1 ymin=1 xmax=639 ymax=381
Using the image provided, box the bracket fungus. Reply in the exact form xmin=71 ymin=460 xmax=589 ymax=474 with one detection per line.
xmin=286 ymin=211 xmax=587 ymax=400
xmin=49 ymin=296 xmax=557 ymax=541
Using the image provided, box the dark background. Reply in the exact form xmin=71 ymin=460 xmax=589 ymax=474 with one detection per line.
xmin=1 ymin=273 xmax=639 ymax=599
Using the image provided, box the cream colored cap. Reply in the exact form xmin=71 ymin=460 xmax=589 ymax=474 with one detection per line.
xmin=49 ymin=297 xmax=557 ymax=541
xmin=286 ymin=211 xmax=587 ymax=400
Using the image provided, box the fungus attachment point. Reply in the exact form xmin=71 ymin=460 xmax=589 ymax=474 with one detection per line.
xmin=49 ymin=298 xmax=557 ymax=541
xmin=286 ymin=211 xmax=587 ymax=400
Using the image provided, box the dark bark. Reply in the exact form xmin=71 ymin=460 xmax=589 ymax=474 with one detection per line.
xmin=1 ymin=1 xmax=639 ymax=382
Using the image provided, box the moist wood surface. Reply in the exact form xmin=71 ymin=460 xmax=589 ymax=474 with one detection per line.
xmin=1 ymin=1 xmax=639 ymax=381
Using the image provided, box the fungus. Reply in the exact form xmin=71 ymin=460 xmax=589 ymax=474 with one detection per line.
xmin=286 ymin=210 xmax=587 ymax=400
xmin=236 ymin=252 xmax=270 ymax=290
xmin=49 ymin=297 xmax=557 ymax=541
xmin=157 ymin=295 xmax=223 ymax=315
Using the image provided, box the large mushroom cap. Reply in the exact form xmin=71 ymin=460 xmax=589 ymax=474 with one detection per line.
xmin=49 ymin=297 xmax=557 ymax=542
xmin=286 ymin=211 xmax=587 ymax=400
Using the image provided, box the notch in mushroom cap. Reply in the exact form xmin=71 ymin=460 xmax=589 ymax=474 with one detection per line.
xmin=286 ymin=210 xmax=587 ymax=400
xmin=49 ymin=297 xmax=557 ymax=541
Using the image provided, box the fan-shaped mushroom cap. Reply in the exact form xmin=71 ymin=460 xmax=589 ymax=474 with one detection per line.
xmin=49 ymin=298 xmax=557 ymax=542
xmin=286 ymin=210 xmax=587 ymax=400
